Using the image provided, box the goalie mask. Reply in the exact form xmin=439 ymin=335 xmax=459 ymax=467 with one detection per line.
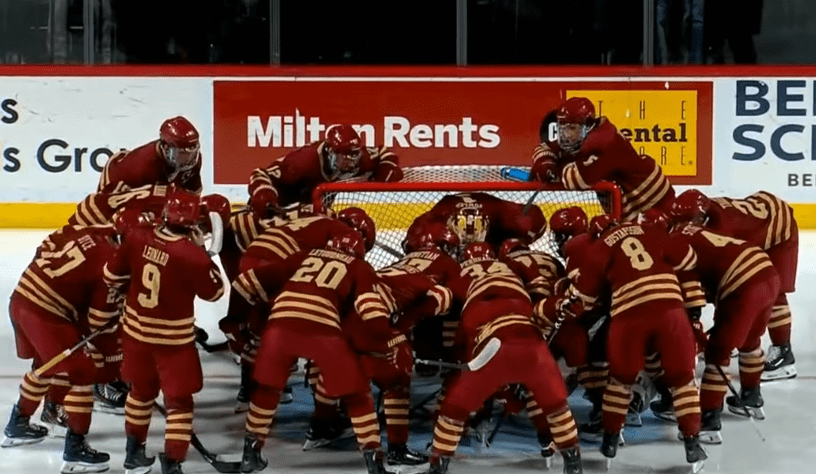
xmin=448 ymin=208 xmax=489 ymax=247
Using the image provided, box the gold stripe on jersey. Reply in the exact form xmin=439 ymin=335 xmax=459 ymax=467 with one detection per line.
xmin=532 ymin=143 xmax=557 ymax=162
xmin=753 ymin=192 xmax=795 ymax=249
xmin=465 ymin=275 xmax=530 ymax=308
xmin=84 ymin=195 xmax=109 ymax=226
xmin=474 ymin=314 xmax=535 ymax=347
xmin=231 ymin=212 xmax=263 ymax=253
xmin=680 ymin=281 xmax=706 ymax=308
xmin=21 ymin=269 xmax=78 ymax=318
xmin=429 ymin=285 xmax=453 ymax=315
xmin=610 ymin=273 xmax=682 ymax=316
xmin=355 ymin=292 xmax=389 ymax=321
xmin=375 ymin=283 xmax=398 ymax=314
xmin=14 ymin=285 xmax=71 ymax=321
xmin=103 ymin=264 xmax=130 ymax=288
xmin=250 ymin=230 xmax=301 ymax=260
xmin=271 ymin=291 xmax=340 ymax=329
xmin=674 ymin=247 xmax=698 ymax=272
xmin=527 ymin=276 xmax=550 ymax=297
xmin=562 ymin=162 xmax=590 ymax=190
xmin=88 ymin=307 xmax=120 ymax=329
xmin=718 ymin=247 xmax=774 ymax=300
xmin=233 ymin=269 xmax=268 ymax=305
xmin=621 ymin=163 xmax=672 ymax=220
xmin=123 ymin=306 xmax=195 ymax=345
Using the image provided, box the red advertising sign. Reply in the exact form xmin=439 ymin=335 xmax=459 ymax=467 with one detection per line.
xmin=213 ymin=79 xmax=712 ymax=186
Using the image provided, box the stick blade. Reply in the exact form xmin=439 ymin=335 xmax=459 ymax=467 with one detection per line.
xmin=467 ymin=338 xmax=501 ymax=371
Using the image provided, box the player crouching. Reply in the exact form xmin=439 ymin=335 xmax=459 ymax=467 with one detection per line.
xmin=426 ymin=243 xmax=582 ymax=474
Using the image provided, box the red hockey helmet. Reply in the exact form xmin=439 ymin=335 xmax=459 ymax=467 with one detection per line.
xmin=556 ymin=97 xmax=596 ymax=153
xmin=113 ymin=207 xmax=151 ymax=240
xmin=159 ymin=116 xmax=200 ymax=172
xmin=200 ymin=193 xmax=231 ymax=231
xmin=670 ymin=189 xmax=710 ymax=225
xmin=498 ymin=238 xmax=528 ymax=260
xmin=638 ymin=208 xmax=671 ymax=233
xmin=550 ymin=207 xmax=589 ymax=238
xmin=402 ymin=222 xmax=461 ymax=256
xmin=326 ymin=232 xmax=366 ymax=259
xmin=162 ymin=189 xmax=201 ymax=228
xmin=448 ymin=207 xmax=489 ymax=246
xmin=460 ymin=242 xmax=496 ymax=262
xmin=589 ymin=215 xmax=617 ymax=237
xmin=338 ymin=207 xmax=376 ymax=252
xmin=324 ymin=124 xmax=363 ymax=176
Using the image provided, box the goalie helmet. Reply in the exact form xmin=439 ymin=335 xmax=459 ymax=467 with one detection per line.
xmin=162 ymin=189 xmax=201 ymax=228
xmin=159 ymin=116 xmax=200 ymax=173
xmin=324 ymin=124 xmax=363 ymax=177
xmin=670 ymin=189 xmax=710 ymax=225
xmin=326 ymin=232 xmax=366 ymax=259
xmin=402 ymin=222 xmax=461 ymax=257
xmin=337 ymin=207 xmax=376 ymax=252
xmin=638 ymin=208 xmax=671 ymax=233
xmin=556 ymin=97 xmax=596 ymax=154
xmin=460 ymin=242 xmax=496 ymax=262
xmin=589 ymin=215 xmax=617 ymax=237
xmin=498 ymin=238 xmax=528 ymax=261
xmin=448 ymin=207 xmax=489 ymax=247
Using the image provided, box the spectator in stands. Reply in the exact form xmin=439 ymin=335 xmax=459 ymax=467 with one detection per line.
xmin=655 ymin=0 xmax=704 ymax=64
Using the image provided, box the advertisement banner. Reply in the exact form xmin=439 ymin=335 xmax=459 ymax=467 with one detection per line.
xmin=714 ymin=78 xmax=816 ymax=204
xmin=0 ymin=77 xmax=212 ymax=203
xmin=213 ymin=79 xmax=713 ymax=187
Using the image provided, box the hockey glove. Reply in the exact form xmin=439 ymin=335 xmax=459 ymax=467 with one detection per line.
xmin=387 ymin=335 xmax=413 ymax=375
xmin=531 ymin=157 xmax=559 ymax=183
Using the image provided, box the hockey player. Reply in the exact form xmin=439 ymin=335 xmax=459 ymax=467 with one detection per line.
xmin=98 ymin=116 xmax=203 ymax=195
xmin=555 ymin=216 xmax=706 ymax=469
xmin=247 ymin=124 xmax=402 ymax=219
xmin=426 ymin=242 xmax=582 ymax=474
xmin=671 ymin=189 xmax=798 ymax=381
xmin=104 ymin=189 xmax=226 ymax=474
xmin=405 ymin=192 xmax=547 ymax=258
xmin=232 ymin=233 xmax=407 ymax=474
xmin=220 ymin=206 xmax=375 ymax=413
xmin=531 ymin=97 xmax=675 ymax=221
xmin=2 ymin=222 xmax=127 ymax=473
xmin=666 ymin=215 xmax=780 ymax=443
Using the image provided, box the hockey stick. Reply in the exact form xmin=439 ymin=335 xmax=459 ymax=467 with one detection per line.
xmin=206 ymin=211 xmax=224 ymax=257
xmin=375 ymin=241 xmax=404 ymax=259
xmin=194 ymin=327 xmax=230 ymax=353
xmin=714 ymin=365 xmax=766 ymax=442
xmin=415 ymin=338 xmax=501 ymax=372
xmin=34 ymin=320 xmax=118 ymax=378
xmin=154 ymin=403 xmax=242 ymax=473
xmin=522 ymin=185 xmax=544 ymax=215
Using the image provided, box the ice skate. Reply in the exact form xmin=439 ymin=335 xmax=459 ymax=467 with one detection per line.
xmin=625 ymin=391 xmax=643 ymax=427
xmin=93 ymin=380 xmax=128 ymax=415
xmin=124 ymin=435 xmax=155 ymax=474
xmin=600 ymin=431 xmax=620 ymax=471
xmin=61 ymin=429 xmax=110 ymax=473
xmin=2 ymin=404 xmax=48 ymax=447
xmin=302 ymin=416 xmax=354 ymax=450
xmin=426 ymin=456 xmax=450 ymax=474
xmin=234 ymin=365 xmax=255 ymax=413
xmin=561 ymin=445 xmax=583 ymax=474
xmin=158 ymin=453 xmax=183 ymax=474
xmin=727 ymin=386 xmax=765 ymax=420
xmin=761 ymin=343 xmax=796 ymax=382
xmin=41 ymin=399 xmax=69 ymax=437
xmin=683 ymin=435 xmax=708 ymax=474
xmin=362 ymin=449 xmax=388 ymax=474
xmin=650 ymin=386 xmax=677 ymax=422
xmin=387 ymin=442 xmax=429 ymax=466
xmin=240 ymin=435 xmax=267 ymax=473
xmin=279 ymin=385 xmax=293 ymax=405
xmin=699 ymin=408 xmax=723 ymax=444
xmin=537 ymin=433 xmax=554 ymax=470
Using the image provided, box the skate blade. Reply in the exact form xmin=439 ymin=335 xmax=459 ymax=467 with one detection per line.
xmin=124 ymin=466 xmax=152 ymax=474
xmin=652 ymin=411 xmax=677 ymax=423
xmin=1 ymin=435 xmax=47 ymax=448
xmin=279 ymin=392 xmax=294 ymax=405
xmin=60 ymin=460 xmax=110 ymax=473
xmin=761 ymin=366 xmax=797 ymax=382
xmin=676 ymin=430 xmax=722 ymax=445
xmin=543 ymin=455 xmax=553 ymax=470
xmin=604 ymin=458 xmax=613 ymax=471
xmin=234 ymin=401 xmax=250 ymax=413
xmin=727 ymin=404 xmax=765 ymax=420
xmin=93 ymin=405 xmax=125 ymax=416
xmin=689 ymin=460 xmax=705 ymax=474
xmin=625 ymin=411 xmax=642 ymax=427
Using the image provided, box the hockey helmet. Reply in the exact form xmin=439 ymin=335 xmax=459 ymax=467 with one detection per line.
xmin=460 ymin=242 xmax=496 ymax=262
xmin=159 ymin=116 xmax=200 ymax=172
xmin=337 ymin=207 xmax=376 ymax=252
xmin=670 ymin=189 xmax=710 ymax=225
xmin=498 ymin=238 xmax=529 ymax=261
xmin=162 ymin=189 xmax=201 ymax=228
xmin=638 ymin=208 xmax=671 ymax=233
xmin=556 ymin=97 xmax=596 ymax=153
xmin=326 ymin=232 xmax=366 ymax=259
xmin=448 ymin=207 xmax=489 ymax=246
xmin=324 ymin=124 xmax=363 ymax=176
xmin=589 ymin=215 xmax=617 ymax=237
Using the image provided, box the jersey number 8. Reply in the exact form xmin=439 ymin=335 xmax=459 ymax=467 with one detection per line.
xmin=621 ymin=237 xmax=654 ymax=271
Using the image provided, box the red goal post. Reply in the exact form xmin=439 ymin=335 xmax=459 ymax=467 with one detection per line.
xmin=312 ymin=169 xmax=621 ymax=269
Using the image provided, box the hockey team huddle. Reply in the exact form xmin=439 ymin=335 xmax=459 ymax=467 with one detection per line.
xmin=0 ymin=96 xmax=799 ymax=474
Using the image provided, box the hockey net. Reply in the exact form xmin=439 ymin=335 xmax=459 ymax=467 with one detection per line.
xmin=313 ymin=166 xmax=621 ymax=270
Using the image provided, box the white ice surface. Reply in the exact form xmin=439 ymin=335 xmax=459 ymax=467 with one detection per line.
xmin=0 ymin=229 xmax=814 ymax=474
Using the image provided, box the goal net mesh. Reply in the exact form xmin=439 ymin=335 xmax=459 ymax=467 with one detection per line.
xmin=314 ymin=166 xmax=620 ymax=269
